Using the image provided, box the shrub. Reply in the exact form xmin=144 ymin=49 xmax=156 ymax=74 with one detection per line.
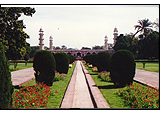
xmin=92 ymin=67 xmax=98 ymax=72
xmin=67 ymin=54 xmax=76 ymax=64
xmin=33 ymin=50 xmax=56 ymax=86
xmin=69 ymin=64 xmax=72 ymax=68
xmin=54 ymin=52 xmax=69 ymax=74
xmin=98 ymin=71 xmax=111 ymax=82
xmin=110 ymin=49 xmax=136 ymax=86
xmin=96 ymin=51 xmax=111 ymax=72
xmin=83 ymin=54 xmax=92 ymax=64
xmin=91 ymin=54 xmax=98 ymax=67
xmin=0 ymin=42 xmax=13 ymax=109
xmin=83 ymin=54 xmax=98 ymax=67
xmin=88 ymin=64 xmax=93 ymax=68
xmin=53 ymin=72 xmax=67 ymax=81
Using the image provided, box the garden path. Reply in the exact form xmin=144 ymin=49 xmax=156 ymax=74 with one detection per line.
xmin=134 ymin=69 xmax=159 ymax=89
xmin=72 ymin=61 xmax=94 ymax=108
xmin=11 ymin=67 xmax=35 ymax=87
xmin=61 ymin=61 xmax=94 ymax=108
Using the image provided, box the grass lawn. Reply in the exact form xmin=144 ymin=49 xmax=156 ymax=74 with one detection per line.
xmin=18 ymin=61 xmax=77 ymax=108
xmin=83 ymin=63 xmax=159 ymax=108
xmin=83 ymin=64 xmax=130 ymax=108
xmin=9 ymin=63 xmax=33 ymax=72
xmin=136 ymin=62 xmax=159 ymax=72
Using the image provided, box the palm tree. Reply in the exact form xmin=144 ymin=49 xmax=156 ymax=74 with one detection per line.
xmin=132 ymin=18 xmax=153 ymax=39
xmin=152 ymin=18 xmax=159 ymax=32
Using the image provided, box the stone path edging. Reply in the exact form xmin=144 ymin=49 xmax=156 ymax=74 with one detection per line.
xmin=80 ymin=62 xmax=110 ymax=108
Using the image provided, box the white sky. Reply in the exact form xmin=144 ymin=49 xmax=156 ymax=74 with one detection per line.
xmin=16 ymin=5 xmax=159 ymax=49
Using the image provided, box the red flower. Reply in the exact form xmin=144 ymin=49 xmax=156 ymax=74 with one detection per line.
xmin=55 ymin=90 xmax=58 ymax=93
xmin=16 ymin=100 xmax=18 ymax=103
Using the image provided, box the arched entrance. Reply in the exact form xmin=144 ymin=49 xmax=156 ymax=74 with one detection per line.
xmin=77 ymin=52 xmax=81 ymax=57
xmin=67 ymin=52 xmax=71 ymax=55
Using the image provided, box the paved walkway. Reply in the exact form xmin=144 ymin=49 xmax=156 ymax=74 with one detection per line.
xmin=61 ymin=60 xmax=110 ymax=108
xmin=61 ymin=61 xmax=94 ymax=108
xmin=11 ymin=67 xmax=35 ymax=87
xmin=72 ymin=61 xmax=94 ymax=108
xmin=134 ymin=69 xmax=159 ymax=89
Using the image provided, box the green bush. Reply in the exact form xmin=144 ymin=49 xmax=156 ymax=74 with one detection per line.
xmin=67 ymin=54 xmax=76 ymax=64
xmin=98 ymin=71 xmax=111 ymax=82
xmin=33 ymin=50 xmax=56 ymax=86
xmin=91 ymin=54 xmax=98 ymax=67
xmin=54 ymin=52 xmax=69 ymax=74
xmin=83 ymin=54 xmax=98 ymax=66
xmin=110 ymin=49 xmax=136 ymax=86
xmin=0 ymin=42 xmax=13 ymax=109
xmin=83 ymin=54 xmax=91 ymax=64
xmin=96 ymin=51 xmax=111 ymax=72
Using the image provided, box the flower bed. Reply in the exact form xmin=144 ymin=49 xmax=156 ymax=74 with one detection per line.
xmin=69 ymin=64 xmax=72 ymax=68
xmin=98 ymin=71 xmax=111 ymax=82
xmin=118 ymin=83 xmax=159 ymax=108
xmin=53 ymin=72 xmax=67 ymax=81
xmin=88 ymin=64 xmax=93 ymax=68
xmin=92 ymin=67 xmax=98 ymax=72
xmin=12 ymin=83 xmax=54 ymax=108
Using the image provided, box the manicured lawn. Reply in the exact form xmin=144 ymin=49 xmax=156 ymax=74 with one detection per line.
xmin=83 ymin=64 xmax=129 ymax=108
xmin=83 ymin=63 xmax=159 ymax=108
xmin=136 ymin=62 xmax=159 ymax=72
xmin=14 ymin=61 xmax=77 ymax=108
xmin=9 ymin=63 xmax=33 ymax=72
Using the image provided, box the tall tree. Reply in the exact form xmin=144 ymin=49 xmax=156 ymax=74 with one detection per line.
xmin=113 ymin=34 xmax=130 ymax=52
xmin=61 ymin=45 xmax=67 ymax=50
xmin=92 ymin=45 xmax=103 ymax=50
xmin=125 ymin=33 xmax=139 ymax=56
xmin=24 ymin=42 xmax=32 ymax=66
xmin=133 ymin=18 xmax=153 ymax=39
xmin=0 ymin=7 xmax=36 ymax=60
xmin=138 ymin=31 xmax=159 ymax=59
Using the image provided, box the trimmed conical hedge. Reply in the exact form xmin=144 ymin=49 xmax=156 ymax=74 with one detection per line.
xmin=110 ymin=49 xmax=136 ymax=86
xmin=54 ymin=52 xmax=69 ymax=74
xmin=96 ymin=51 xmax=111 ymax=72
xmin=0 ymin=42 xmax=13 ymax=109
xmin=33 ymin=50 xmax=56 ymax=86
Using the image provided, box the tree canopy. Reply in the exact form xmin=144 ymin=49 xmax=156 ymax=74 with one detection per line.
xmin=133 ymin=18 xmax=153 ymax=39
xmin=138 ymin=31 xmax=159 ymax=59
xmin=0 ymin=7 xmax=36 ymax=60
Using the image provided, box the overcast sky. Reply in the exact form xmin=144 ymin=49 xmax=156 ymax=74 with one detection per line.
xmin=18 ymin=5 xmax=159 ymax=49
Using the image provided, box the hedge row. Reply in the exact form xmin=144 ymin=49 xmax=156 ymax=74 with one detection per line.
xmin=33 ymin=51 xmax=76 ymax=86
xmin=83 ymin=49 xmax=136 ymax=87
xmin=83 ymin=51 xmax=111 ymax=72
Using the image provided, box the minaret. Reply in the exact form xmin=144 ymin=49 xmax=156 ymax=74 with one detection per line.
xmin=49 ymin=36 xmax=53 ymax=50
xmin=113 ymin=27 xmax=118 ymax=46
xmin=104 ymin=35 xmax=108 ymax=50
xmin=39 ymin=28 xmax=44 ymax=50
